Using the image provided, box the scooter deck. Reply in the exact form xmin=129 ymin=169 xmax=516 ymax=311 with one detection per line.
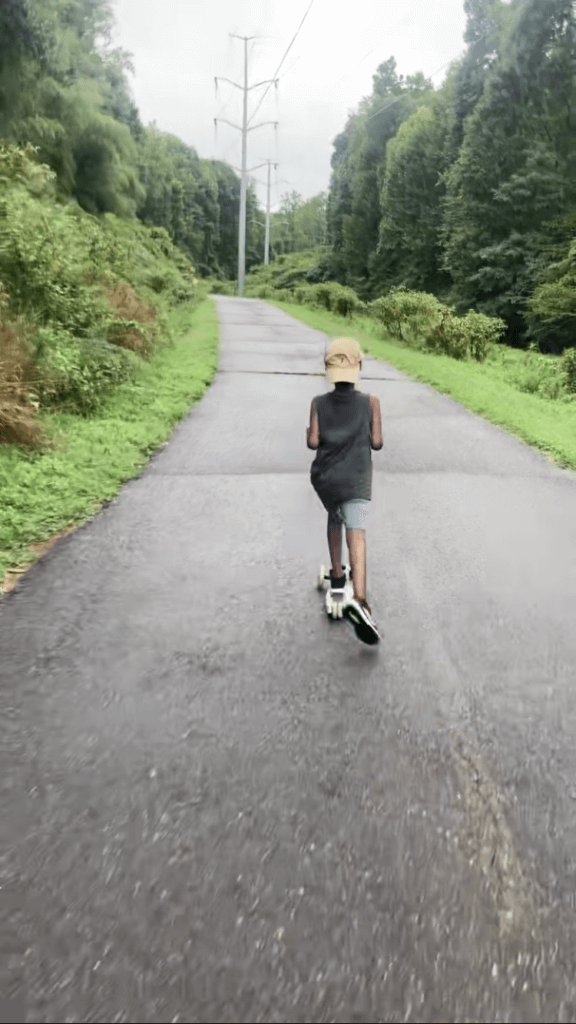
xmin=317 ymin=564 xmax=354 ymax=620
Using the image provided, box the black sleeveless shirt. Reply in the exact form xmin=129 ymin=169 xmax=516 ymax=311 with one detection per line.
xmin=310 ymin=385 xmax=372 ymax=511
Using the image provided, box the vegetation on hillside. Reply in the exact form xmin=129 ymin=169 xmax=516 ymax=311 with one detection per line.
xmin=0 ymin=140 xmax=202 ymax=447
xmin=0 ymin=0 xmax=248 ymax=452
xmin=0 ymin=0 xmax=265 ymax=280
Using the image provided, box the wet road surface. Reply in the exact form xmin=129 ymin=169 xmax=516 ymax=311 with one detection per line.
xmin=3 ymin=297 xmax=576 ymax=1022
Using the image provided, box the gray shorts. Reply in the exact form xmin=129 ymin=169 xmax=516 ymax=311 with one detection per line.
xmin=328 ymin=499 xmax=370 ymax=532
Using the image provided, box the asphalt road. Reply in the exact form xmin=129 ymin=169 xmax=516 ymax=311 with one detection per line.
xmin=3 ymin=296 xmax=576 ymax=1023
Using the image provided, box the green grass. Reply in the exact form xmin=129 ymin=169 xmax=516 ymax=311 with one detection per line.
xmin=0 ymin=296 xmax=220 ymax=590
xmin=270 ymin=299 xmax=576 ymax=472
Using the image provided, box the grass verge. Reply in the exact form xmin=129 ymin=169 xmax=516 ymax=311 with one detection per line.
xmin=0 ymin=297 xmax=220 ymax=595
xmin=270 ymin=299 xmax=576 ymax=473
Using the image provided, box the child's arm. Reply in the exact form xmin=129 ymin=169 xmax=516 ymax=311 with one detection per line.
xmin=306 ymin=399 xmax=319 ymax=449
xmin=369 ymin=394 xmax=383 ymax=450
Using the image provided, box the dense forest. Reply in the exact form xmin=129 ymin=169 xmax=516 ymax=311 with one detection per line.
xmin=321 ymin=0 xmax=576 ymax=348
xmin=0 ymin=0 xmax=269 ymax=278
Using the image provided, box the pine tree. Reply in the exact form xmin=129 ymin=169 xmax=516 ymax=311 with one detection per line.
xmin=441 ymin=0 xmax=576 ymax=338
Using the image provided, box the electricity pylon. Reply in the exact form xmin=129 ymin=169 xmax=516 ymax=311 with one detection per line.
xmin=215 ymin=36 xmax=278 ymax=295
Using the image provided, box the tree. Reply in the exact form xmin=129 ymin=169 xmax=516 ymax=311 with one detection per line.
xmin=326 ymin=119 xmax=354 ymax=279
xmin=376 ymin=80 xmax=455 ymax=296
xmin=209 ymin=161 xmax=240 ymax=279
xmin=441 ymin=0 xmax=576 ymax=338
xmin=327 ymin=57 xmax=433 ymax=296
xmin=0 ymin=0 xmax=145 ymax=216
xmin=136 ymin=129 xmax=221 ymax=273
xmin=444 ymin=0 xmax=510 ymax=165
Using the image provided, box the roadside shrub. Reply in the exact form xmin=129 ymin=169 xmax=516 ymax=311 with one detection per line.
xmin=207 ymin=279 xmax=235 ymax=295
xmin=0 ymin=141 xmax=57 ymax=199
xmin=143 ymin=267 xmax=193 ymax=303
xmin=424 ymin=309 xmax=469 ymax=359
xmin=426 ymin=309 xmax=505 ymax=362
xmin=244 ymin=249 xmax=328 ymax=296
xmin=487 ymin=343 xmax=567 ymax=400
xmin=458 ymin=311 xmax=506 ymax=361
xmin=0 ymin=189 xmax=108 ymax=334
xmin=97 ymin=216 xmax=197 ymax=309
xmin=294 ymin=284 xmax=317 ymax=305
xmin=526 ymin=239 xmax=576 ymax=351
xmin=36 ymin=330 xmax=142 ymax=416
xmin=561 ymin=347 xmax=576 ymax=394
xmin=304 ymin=250 xmax=333 ymax=284
xmin=302 ymin=282 xmax=366 ymax=316
xmin=267 ymin=251 xmax=330 ymax=291
xmin=312 ymin=283 xmax=333 ymax=310
xmin=331 ymin=285 xmax=366 ymax=317
xmin=369 ymin=289 xmax=445 ymax=342
xmin=104 ymin=281 xmax=159 ymax=358
xmin=517 ymin=371 xmax=541 ymax=394
xmin=0 ymin=315 xmax=51 ymax=448
xmin=369 ymin=288 xmax=505 ymax=362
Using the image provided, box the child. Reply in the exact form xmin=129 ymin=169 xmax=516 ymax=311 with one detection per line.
xmin=306 ymin=337 xmax=383 ymax=646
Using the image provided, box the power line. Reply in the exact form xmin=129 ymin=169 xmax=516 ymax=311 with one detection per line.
xmin=333 ymin=14 xmax=412 ymax=89
xmin=364 ymin=27 xmax=494 ymax=126
xmin=334 ymin=48 xmax=376 ymax=88
xmin=247 ymin=0 xmax=315 ymax=127
xmin=280 ymin=55 xmax=302 ymax=80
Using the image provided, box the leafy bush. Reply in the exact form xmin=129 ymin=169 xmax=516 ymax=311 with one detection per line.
xmin=426 ymin=309 xmax=506 ymax=362
xmin=311 ymin=283 xmax=332 ymax=310
xmin=94 ymin=216 xmax=197 ymax=310
xmin=368 ymin=288 xmax=445 ymax=342
xmin=424 ymin=310 xmax=469 ymax=359
xmin=0 ymin=142 xmax=57 ymax=199
xmin=368 ymin=288 xmax=505 ymax=362
xmin=459 ymin=311 xmax=507 ymax=361
xmin=294 ymin=284 xmax=317 ymax=305
xmin=526 ymin=238 xmax=576 ymax=350
xmin=244 ymin=249 xmax=326 ymax=294
xmin=35 ymin=328 xmax=142 ymax=416
xmin=206 ymin=278 xmax=235 ymax=295
xmin=104 ymin=281 xmax=159 ymax=357
xmin=302 ymin=282 xmax=367 ymax=317
xmin=0 ymin=188 xmax=109 ymax=334
xmin=561 ymin=347 xmax=576 ymax=394
xmin=333 ymin=288 xmax=366 ymax=318
xmin=0 ymin=315 xmax=52 ymax=448
xmin=244 ymin=283 xmax=292 ymax=302
xmin=304 ymin=250 xmax=333 ymax=284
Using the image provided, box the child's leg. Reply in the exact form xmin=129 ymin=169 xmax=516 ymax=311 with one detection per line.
xmin=346 ymin=529 xmax=366 ymax=602
xmin=327 ymin=510 xmax=343 ymax=577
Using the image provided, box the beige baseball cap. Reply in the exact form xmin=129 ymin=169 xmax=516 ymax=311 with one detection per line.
xmin=325 ymin=337 xmax=363 ymax=383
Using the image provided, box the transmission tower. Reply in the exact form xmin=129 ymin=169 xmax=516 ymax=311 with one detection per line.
xmin=215 ymin=36 xmax=278 ymax=295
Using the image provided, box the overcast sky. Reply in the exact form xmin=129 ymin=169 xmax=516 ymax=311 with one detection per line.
xmin=110 ymin=0 xmax=470 ymax=210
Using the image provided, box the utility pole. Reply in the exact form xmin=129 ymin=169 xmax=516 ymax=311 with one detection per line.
xmin=215 ymin=37 xmax=278 ymax=296
xmin=264 ymin=159 xmax=278 ymax=265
